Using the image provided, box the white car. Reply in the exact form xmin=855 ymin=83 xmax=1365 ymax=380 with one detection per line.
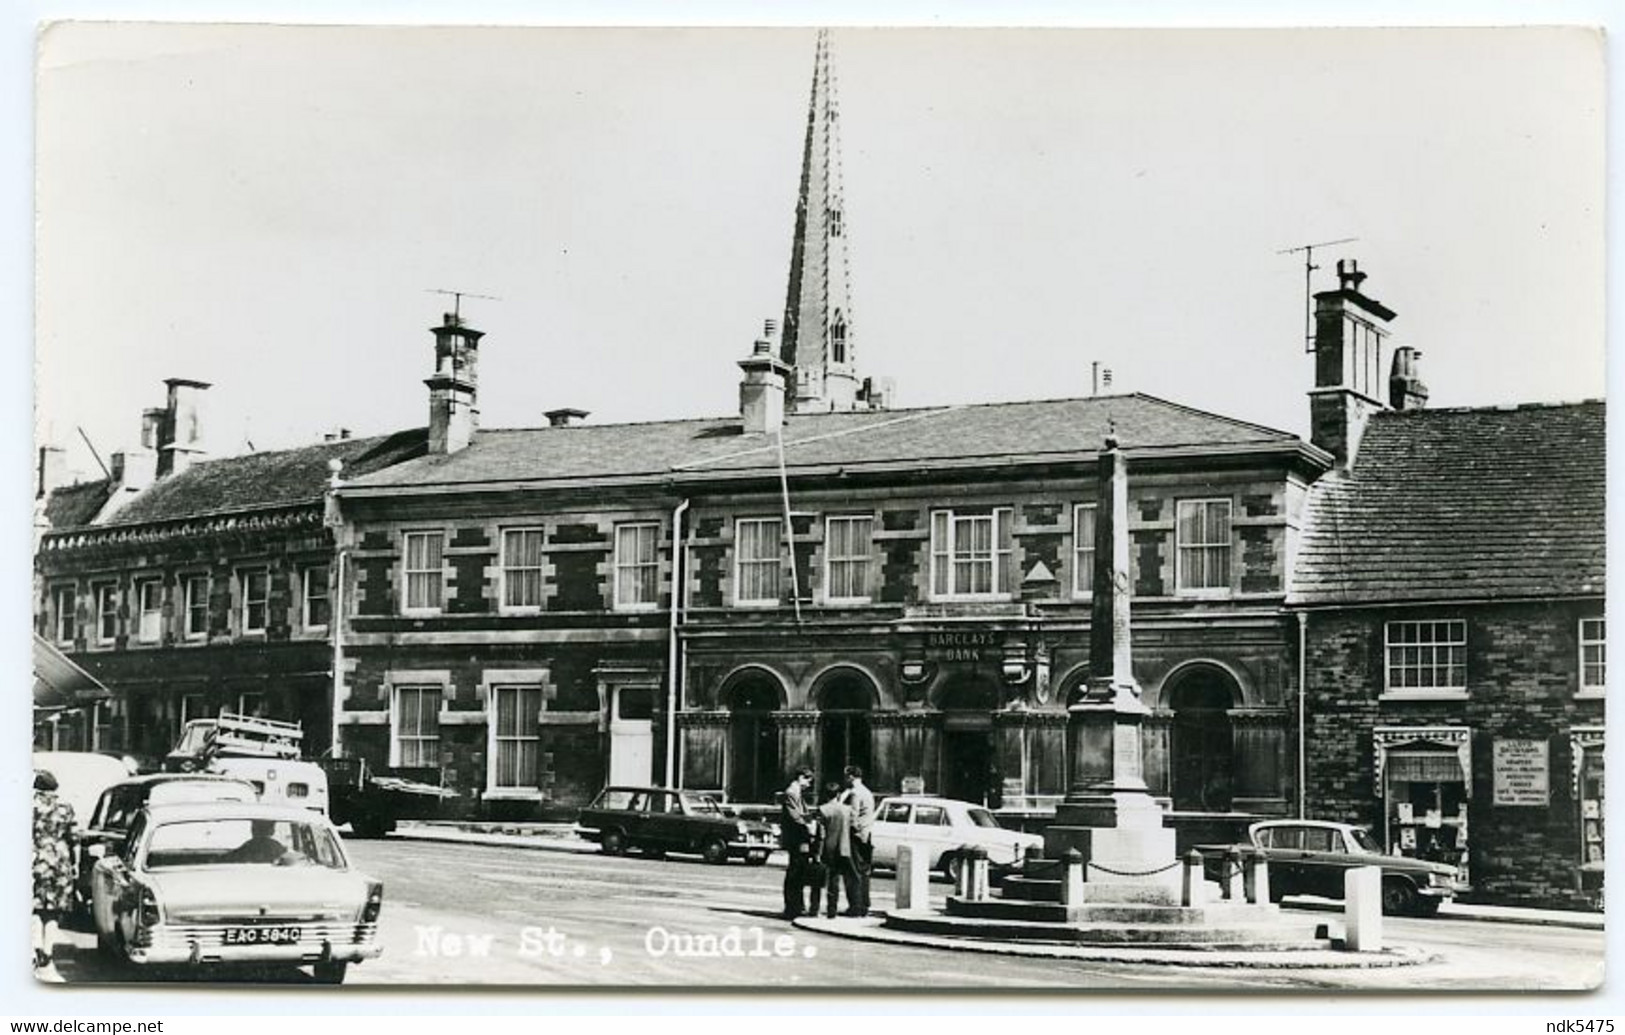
xmin=870 ymin=795 xmax=1044 ymax=881
xmin=90 ymin=801 xmax=383 ymax=983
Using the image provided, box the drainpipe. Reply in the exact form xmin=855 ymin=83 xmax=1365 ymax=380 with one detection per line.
xmin=664 ymin=498 xmax=690 ymax=789
xmin=1296 ymin=610 xmax=1307 ymax=820
xmin=326 ymin=460 xmax=346 ymax=760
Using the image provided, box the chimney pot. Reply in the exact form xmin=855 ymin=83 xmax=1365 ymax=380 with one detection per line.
xmin=544 ymin=408 xmax=591 ymax=428
xmin=1337 ymin=258 xmax=1368 ymax=293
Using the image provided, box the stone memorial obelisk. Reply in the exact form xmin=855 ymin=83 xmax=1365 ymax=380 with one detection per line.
xmin=1043 ymin=434 xmax=1179 ymax=891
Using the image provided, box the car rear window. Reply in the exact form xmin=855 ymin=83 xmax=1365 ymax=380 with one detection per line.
xmin=148 ymin=782 xmax=257 ymax=808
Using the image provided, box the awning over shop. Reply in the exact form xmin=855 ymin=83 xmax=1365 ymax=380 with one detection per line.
xmin=33 ymin=633 xmax=111 ymax=710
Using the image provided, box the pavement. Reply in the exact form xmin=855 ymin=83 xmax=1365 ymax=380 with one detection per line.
xmin=390 ymin=820 xmax=1606 ymax=932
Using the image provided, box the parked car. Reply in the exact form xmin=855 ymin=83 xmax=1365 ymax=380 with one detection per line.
xmin=576 ymin=786 xmax=776 ymax=865
xmin=75 ymin=773 xmax=260 ymax=909
xmin=870 ymin=795 xmax=1045 ymax=881
xmin=1198 ymin=819 xmax=1459 ymax=917
xmin=33 ymin=750 xmax=136 ymax=824
xmin=89 ymin=801 xmax=384 ymax=983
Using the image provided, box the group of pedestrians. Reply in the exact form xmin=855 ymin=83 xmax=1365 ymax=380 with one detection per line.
xmin=779 ymin=764 xmax=875 ymax=920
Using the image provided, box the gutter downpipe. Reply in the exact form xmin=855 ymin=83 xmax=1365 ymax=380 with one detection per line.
xmin=664 ymin=497 xmax=690 ymax=789
xmin=1296 ymin=610 xmax=1307 ymax=820
xmin=325 ymin=461 xmax=346 ymax=760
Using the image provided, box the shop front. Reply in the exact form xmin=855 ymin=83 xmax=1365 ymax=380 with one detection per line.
xmin=1374 ymin=726 xmax=1472 ymax=885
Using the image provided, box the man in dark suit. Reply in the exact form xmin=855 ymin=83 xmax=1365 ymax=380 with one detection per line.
xmin=842 ymin=765 xmax=876 ymax=917
xmin=815 ymin=782 xmax=860 ymax=919
xmin=780 ymin=766 xmax=815 ymax=919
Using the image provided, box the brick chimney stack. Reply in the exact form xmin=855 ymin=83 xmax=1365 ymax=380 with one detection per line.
xmin=1308 ymin=259 xmax=1396 ymax=467
xmin=35 ymin=445 xmax=66 ymax=500
xmin=156 ymin=378 xmax=211 ymax=477
xmin=426 ymin=311 xmax=485 ymax=455
xmin=739 ymin=319 xmax=791 ymax=435
xmin=1389 ymin=346 xmax=1429 ymax=411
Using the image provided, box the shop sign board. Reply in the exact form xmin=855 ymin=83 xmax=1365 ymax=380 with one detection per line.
xmin=925 ymin=631 xmax=1003 ymax=662
xmin=1493 ymin=738 xmax=1549 ymax=806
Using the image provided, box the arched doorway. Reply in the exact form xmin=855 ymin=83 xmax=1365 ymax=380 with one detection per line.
xmin=939 ymin=677 xmax=999 ymax=806
xmin=723 ymin=677 xmax=781 ymax=803
xmin=1168 ymin=668 xmax=1237 ymax=812
xmin=817 ymin=674 xmax=873 ymax=789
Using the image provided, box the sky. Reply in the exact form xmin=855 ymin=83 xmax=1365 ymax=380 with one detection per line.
xmin=32 ymin=23 xmax=1605 ymax=481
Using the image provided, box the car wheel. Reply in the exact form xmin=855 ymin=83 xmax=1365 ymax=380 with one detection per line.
xmin=1380 ymin=878 xmax=1418 ymax=917
xmin=312 ymin=960 xmax=349 ymax=984
xmin=600 ymin=828 xmax=627 ymax=856
xmin=1409 ymin=896 xmax=1442 ymax=919
xmin=701 ymin=837 xmax=730 ymax=865
xmin=349 ymin=816 xmax=386 ymax=839
xmin=941 ymin=853 xmax=963 ymax=885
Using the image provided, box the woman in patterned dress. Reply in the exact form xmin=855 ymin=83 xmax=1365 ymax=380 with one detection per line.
xmin=32 ymin=770 xmax=77 ymax=976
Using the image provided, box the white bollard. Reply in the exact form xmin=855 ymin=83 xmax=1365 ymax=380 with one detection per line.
xmin=1181 ymin=850 xmax=1207 ymax=908
xmin=895 ymin=843 xmax=931 ymax=912
xmin=1245 ymin=853 xmax=1271 ymax=906
xmin=1343 ymin=865 xmax=1383 ymax=952
xmin=1060 ymin=848 xmax=1086 ymax=906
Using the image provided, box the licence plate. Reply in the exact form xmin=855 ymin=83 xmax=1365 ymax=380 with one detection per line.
xmin=224 ymin=926 xmax=302 ymax=946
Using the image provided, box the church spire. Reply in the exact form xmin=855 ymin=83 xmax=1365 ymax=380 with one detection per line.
xmin=780 ymin=29 xmax=862 ymax=414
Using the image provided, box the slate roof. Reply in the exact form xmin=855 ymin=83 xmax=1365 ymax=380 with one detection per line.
xmin=40 ymin=479 xmax=112 ymax=531
xmin=1289 ymin=401 xmax=1605 ymax=606
xmin=88 ymin=429 xmax=427 ymax=526
xmin=349 ymin=394 xmax=1309 ymax=492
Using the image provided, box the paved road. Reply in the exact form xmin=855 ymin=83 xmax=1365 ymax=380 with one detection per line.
xmin=50 ymin=837 xmax=1603 ymax=990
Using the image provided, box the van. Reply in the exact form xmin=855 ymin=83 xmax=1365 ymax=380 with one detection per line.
xmin=208 ymin=756 xmax=330 ymax=815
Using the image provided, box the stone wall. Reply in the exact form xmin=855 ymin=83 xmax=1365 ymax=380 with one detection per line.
xmin=1302 ymin=601 xmax=1606 ymax=908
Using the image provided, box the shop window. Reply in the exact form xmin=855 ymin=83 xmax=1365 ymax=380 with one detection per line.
xmin=735 ymin=518 xmax=783 ymax=605
xmin=94 ymin=584 xmax=119 ymax=645
xmin=614 ymin=523 xmax=660 ymax=610
xmin=824 ymin=515 xmax=873 ymax=603
xmin=180 ymin=693 xmax=209 ymax=729
xmin=1385 ymin=620 xmax=1467 ymax=695
xmin=303 ymin=566 xmax=330 ymax=630
xmin=237 ymin=691 xmax=266 ymax=718
xmin=183 ymin=575 xmax=209 ymax=640
xmin=1376 ymin=728 xmax=1472 ymax=885
xmin=929 ymin=508 xmax=1013 ymax=600
xmin=1579 ymin=617 xmax=1606 ymax=694
xmin=51 ymin=585 xmax=75 ymax=645
xmin=403 ymin=531 xmax=445 ymax=614
xmin=500 ymin=528 xmax=545 ymax=611
xmin=1575 ymin=730 xmax=1605 ymax=867
xmin=1072 ymin=504 xmax=1096 ymax=597
xmin=392 ymin=686 xmax=442 ymax=768
xmin=1175 ymin=498 xmax=1232 ymax=593
xmin=492 ymin=686 xmax=544 ymax=790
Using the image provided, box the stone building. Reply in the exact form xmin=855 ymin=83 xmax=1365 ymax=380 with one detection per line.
xmin=322 ymin=33 xmax=1330 ymax=835
xmin=1289 ymin=269 xmax=1605 ymax=907
xmin=31 ymin=380 xmax=424 ymax=758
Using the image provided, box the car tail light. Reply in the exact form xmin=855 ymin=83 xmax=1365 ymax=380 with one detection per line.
xmin=138 ymin=886 xmax=161 ymax=927
xmin=362 ymin=881 xmax=384 ymax=923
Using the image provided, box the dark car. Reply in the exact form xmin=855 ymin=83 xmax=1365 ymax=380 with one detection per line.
xmin=1200 ymin=819 xmax=1459 ymax=917
xmin=75 ymin=772 xmax=259 ymax=909
xmin=575 ymin=786 xmax=776 ymax=865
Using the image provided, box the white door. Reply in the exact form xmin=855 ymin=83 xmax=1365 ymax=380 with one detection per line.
xmin=609 ymin=686 xmax=655 ymax=786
